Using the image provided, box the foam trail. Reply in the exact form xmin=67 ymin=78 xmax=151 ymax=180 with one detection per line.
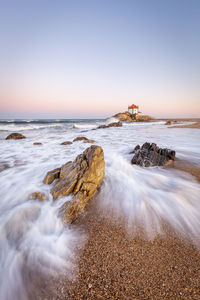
xmin=72 ymin=123 xmax=97 ymax=129
xmin=105 ymin=117 xmax=119 ymax=124
xmin=99 ymin=154 xmax=200 ymax=244
xmin=0 ymin=191 xmax=83 ymax=299
xmin=0 ymin=123 xmax=62 ymax=131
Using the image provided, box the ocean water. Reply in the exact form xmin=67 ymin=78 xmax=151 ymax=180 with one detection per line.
xmin=0 ymin=118 xmax=200 ymax=299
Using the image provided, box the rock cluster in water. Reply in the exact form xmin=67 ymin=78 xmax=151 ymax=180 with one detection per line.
xmin=43 ymin=168 xmax=61 ymax=184
xmin=44 ymin=145 xmax=105 ymax=223
xmin=29 ymin=192 xmax=48 ymax=201
xmin=131 ymin=142 xmax=176 ymax=167
xmin=6 ymin=133 xmax=26 ymax=139
xmin=61 ymin=137 xmax=95 ymax=144
xmin=165 ymin=120 xmax=173 ymax=125
xmin=97 ymin=121 xmax=122 ymax=129
xmin=113 ymin=112 xmax=154 ymax=122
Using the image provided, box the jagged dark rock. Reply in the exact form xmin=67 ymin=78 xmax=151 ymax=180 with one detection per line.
xmin=131 ymin=142 xmax=176 ymax=167
xmin=129 ymin=144 xmax=140 ymax=154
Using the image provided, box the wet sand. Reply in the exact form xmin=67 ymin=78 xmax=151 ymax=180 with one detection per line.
xmin=33 ymin=161 xmax=200 ymax=300
xmin=170 ymin=122 xmax=200 ymax=129
xmin=36 ymin=211 xmax=200 ymax=299
xmin=36 ymin=192 xmax=200 ymax=298
xmin=158 ymin=118 xmax=200 ymax=129
xmin=173 ymin=159 xmax=200 ymax=182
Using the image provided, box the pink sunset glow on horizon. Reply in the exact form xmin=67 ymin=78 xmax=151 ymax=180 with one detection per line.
xmin=0 ymin=0 xmax=199 ymax=119
xmin=1 ymin=84 xmax=199 ymax=119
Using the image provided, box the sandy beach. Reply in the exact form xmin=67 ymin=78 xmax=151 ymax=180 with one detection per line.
xmin=34 ymin=161 xmax=200 ymax=300
xmin=1 ymin=0 xmax=200 ymax=298
xmin=162 ymin=118 xmax=200 ymax=129
xmin=1 ymin=119 xmax=200 ymax=299
xmin=36 ymin=201 xmax=200 ymax=299
xmin=170 ymin=121 xmax=200 ymax=129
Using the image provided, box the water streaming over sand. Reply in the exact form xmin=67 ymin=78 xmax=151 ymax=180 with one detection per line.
xmin=0 ymin=119 xmax=200 ymax=298
xmin=99 ymin=154 xmax=200 ymax=243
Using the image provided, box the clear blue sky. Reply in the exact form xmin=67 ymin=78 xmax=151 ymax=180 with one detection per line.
xmin=0 ymin=0 xmax=200 ymax=118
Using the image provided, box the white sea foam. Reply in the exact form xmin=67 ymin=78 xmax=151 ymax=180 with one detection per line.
xmin=0 ymin=198 xmax=82 ymax=300
xmin=98 ymin=154 xmax=200 ymax=244
xmin=0 ymin=147 xmax=85 ymax=299
xmin=0 ymin=118 xmax=200 ymax=298
xmin=72 ymin=123 xmax=97 ymax=129
xmin=123 ymin=120 xmax=166 ymax=126
xmin=105 ymin=117 xmax=119 ymax=124
xmin=0 ymin=123 xmax=63 ymax=132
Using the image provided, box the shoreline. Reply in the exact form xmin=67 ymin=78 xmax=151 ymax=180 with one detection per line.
xmin=35 ymin=161 xmax=200 ymax=299
xmin=173 ymin=159 xmax=200 ymax=182
xmin=1 ymin=118 xmax=200 ymax=299
xmin=36 ymin=198 xmax=200 ymax=299
xmin=170 ymin=122 xmax=200 ymax=129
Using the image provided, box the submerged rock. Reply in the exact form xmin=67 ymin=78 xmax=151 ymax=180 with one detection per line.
xmin=165 ymin=120 xmax=173 ymax=125
xmin=84 ymin=139 xmax=95 ymax=143
xmin=97 ymin=125 xmax=107 ymax=129
xmin=43 ymin=168 xmax=61 ymax=184
xmin=61 ymin=141 xmax=73 ymax=145
xmin=131 ymin=142 xmax=176 ymax=167
xmin=29 ymin=192 xmax=48 ymax=201
xmin=97 ymin=122 xmax=122 ymax=129
xmin=107 ymin=121 xmax=122 ymax=127
xmin=49 ymin=145 xmax=105 ymax=223
xmin=0 ymin=163 xmax=9 ymax=172
xmin=73 ymin=136 xmax=88 ymax=142
xmin=6 ymin=133 xmax=26 ymax=140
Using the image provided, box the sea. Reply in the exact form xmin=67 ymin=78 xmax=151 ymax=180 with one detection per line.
xmin=0 ymin=118 xmax=200 ymax=299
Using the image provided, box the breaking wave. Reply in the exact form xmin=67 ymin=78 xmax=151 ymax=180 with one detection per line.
xmin=0 ymin=124 xmax=63 ymax=131
xmin=0 ymin=166 xmax=85 ymax=299
xmin=99 ymin=154 xmax=200 ymax=245
xmin=72 ymin=123 xmax=98 ymax=129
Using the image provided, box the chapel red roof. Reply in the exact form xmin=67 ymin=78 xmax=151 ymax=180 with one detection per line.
xmin=128 ymin=104 xmax=138 ymax=109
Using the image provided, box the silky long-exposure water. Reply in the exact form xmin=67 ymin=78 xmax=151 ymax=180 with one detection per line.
xmin=0 ymin=119 xmax=200 ymax=299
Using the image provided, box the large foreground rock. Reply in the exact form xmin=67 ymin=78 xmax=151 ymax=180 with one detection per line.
xmin=6 ymin=133 xmax=26 ymax=140
xmin=131 ymin=142 xmax=175 ymax=167
xmin=43 ymin=168 xmax=61 ymax=184
xmin=44 ymin=145 xmax=105 ymax=223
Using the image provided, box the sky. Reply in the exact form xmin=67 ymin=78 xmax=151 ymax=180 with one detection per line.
xmin=0 ymin=0 xmax=200 ymax=119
